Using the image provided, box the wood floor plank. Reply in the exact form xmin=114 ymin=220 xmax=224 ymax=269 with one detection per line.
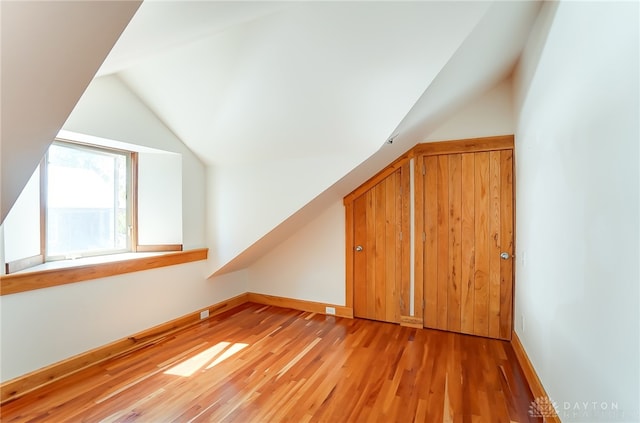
xmin=1 ymin=303 xmax=538 ymax=423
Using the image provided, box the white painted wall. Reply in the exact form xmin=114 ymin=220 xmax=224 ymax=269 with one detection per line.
xmin=247 ymin=201 xmax=345 ymax=305
xmin=246 ymin=79 xmax=515 ymax=306
xmin=1 ymin=266 xmax=248 ymax=382
xmin=0 ymin=75 xmax=245 ymax=383
xmin=514 ymin=1 xmax=639 ymax=420
xmin=138 ymin=152 xmax=183 ymax=245
xmin=207 ymin=154 xmax=358 ymax=271
xmin=424 ymin=78 xmax=514 ymax=142
xmin=0 ymin=226 xmax=4 ymax=276
xmin=2 ymin=168 xmax=40 ymax=263
xmin=63 ymin=75 xmax=206 ymax=250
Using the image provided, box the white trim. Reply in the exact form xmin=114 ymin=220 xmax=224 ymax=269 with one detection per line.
xmin=57 ymin=130 xmax=179 ymax=155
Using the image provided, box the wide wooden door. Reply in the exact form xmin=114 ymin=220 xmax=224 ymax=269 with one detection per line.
xmin=420 ymin=150 xmax=514 ymax=339
xmin=352 ymin=165 xmax=408 ymax=323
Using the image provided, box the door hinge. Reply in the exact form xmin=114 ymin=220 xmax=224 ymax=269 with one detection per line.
xmin=422 ymin=232 xmax=426 ymax=242
xmin=422 ymin=164 xmax=426 ymax=175
xmin=422 ymin=299 xmax=425 ymax=310
xmin=399 ymin=231 xmax=403 ymax=241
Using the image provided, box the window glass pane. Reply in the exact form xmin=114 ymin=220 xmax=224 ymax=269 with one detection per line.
xmin=46 ymin=143 xmax=128 ymax=257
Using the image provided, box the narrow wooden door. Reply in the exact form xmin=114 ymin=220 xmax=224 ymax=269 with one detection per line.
xmin=352 ymin=166 xmax=407 ymax=323
xmin=421 ymin=150 xmax=514 ymax=339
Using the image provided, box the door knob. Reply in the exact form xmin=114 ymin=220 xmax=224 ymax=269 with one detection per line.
xmin=355 ymin=245 xmax=363 ymax=252
xmin=500 ymin=252 xmax=510 ymax=260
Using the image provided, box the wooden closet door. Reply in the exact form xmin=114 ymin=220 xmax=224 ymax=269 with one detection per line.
xmin=422 ymin=150 xmax=513 ymax=340
xmin=352 ymin=167 xmax=405 ymax=323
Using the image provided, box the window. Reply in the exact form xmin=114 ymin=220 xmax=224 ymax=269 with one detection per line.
xmin=45 ymin=141 xmax=132 ymax=260
xmin=2 ymin=131 xmax=184 ymax=276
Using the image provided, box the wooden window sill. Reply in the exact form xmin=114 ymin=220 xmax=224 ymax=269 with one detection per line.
xmin=0 ymin=248 xmax=208 ymax=296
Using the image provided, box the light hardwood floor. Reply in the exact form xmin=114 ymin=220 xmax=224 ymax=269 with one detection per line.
xmin=1 ymin=303 xmax=539 ymax=422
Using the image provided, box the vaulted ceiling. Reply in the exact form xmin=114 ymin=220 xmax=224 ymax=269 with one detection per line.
xmin=96 ymin=1 xmax=538 ymax=168
xmin=0 ymin=0 xmax=141 ymax=222
xmin=2 ymin=1 xmax=541 ymax=271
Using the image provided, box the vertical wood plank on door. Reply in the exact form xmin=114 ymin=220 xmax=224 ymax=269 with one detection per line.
xmin=353 ymin=195 xmax=367 ymax=317
xmin=345 ymin=201 xmax=354 ymax=310
xmin=488 ymin=151 xmax=502 ymax=338
xmin=410 ymin=159 xmax=424 ymax=325
xmin=420 ymin=145 xmax=514 ymax=340
xmin=448 ymin=154 xmax=462 ymax=332
xmin=460 ymin=153 xmax=475 ymax=334
xmin=385 ymin=173 xmax=397 ymax=322
xmin=351 ymin=166 xmax=405 ymax=324
xmin=365 ymin=189 xmax=377 ymax=319
xmin=474 ymin=152 xmax=490 ymax=337
xmin=436 ymin=155 xmax=450 ymax=330
xmin=414 ymin=159 xmax=425 ymax=324
xmin=500 ymin=150 xmax=514 ymax=339
xmin=374 ymin=183 xmax=386 ymax=321
xmin=424 ymin=156 xmax=439 ymax=328
xmin=399 ymin=165 xmax=410 ymax=322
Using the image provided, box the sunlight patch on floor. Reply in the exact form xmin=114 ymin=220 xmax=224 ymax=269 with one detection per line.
xmin=164 ymin=341 xmax=248 ymax=377
xmin=206 ymin=343 xmax=248 ymax=369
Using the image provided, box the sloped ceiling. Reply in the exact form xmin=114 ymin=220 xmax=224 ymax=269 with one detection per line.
xmin=210 ymin=0 xmax=542 ymax=275
xmin=88 ymin=0 xmax=541 ymax=274
xmin=0 ymin=1 xmax=541 ymax=275
xmin=0 ymin=0 xmax=141 ymax=223
xmin=99 ymin=1 xmax=495 ymax=166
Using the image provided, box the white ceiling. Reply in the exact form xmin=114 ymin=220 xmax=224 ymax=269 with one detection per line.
xmin=205 ymin=0 xmax=542 ymax=274
xmin=98 ymin=1 xmax=291 ymax=76
xmin=98 ymin=1 xmax=499 ymax=166
xmin=1 ymin=0 xmax=141 ymax=223
xmin=0 ymin=0 xmax=542 ymax=268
